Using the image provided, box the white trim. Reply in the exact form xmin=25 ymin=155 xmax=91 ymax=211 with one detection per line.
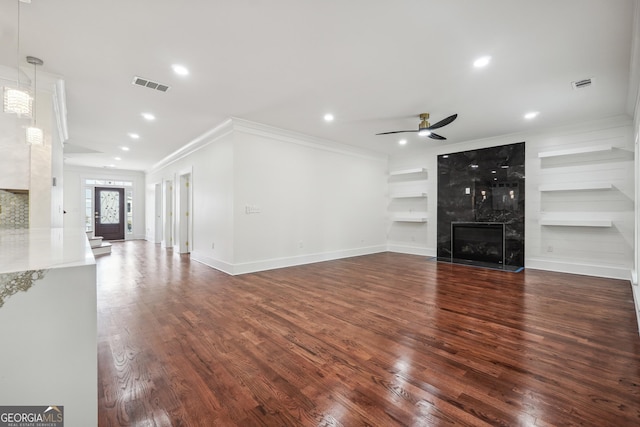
xmin=632 ymin=280 xmax=640 ymax=335
xmin=627 ymin=0 xmax=640 ymax=116
xmin=387 ymin=244 xmax=435 ymax=257
xmin=232 ymin=117 xmax=387 ymax=161
xmin=146 ymin=119 xmax=234 ymax=174
xmin=526 ymin=258 xmax=632 ymax=281
xmin=192 ymin=245 xmax=386 ymax=276
xmin=191 ymin=252 xmax=235 ymax=275
xmin=146 ymin=116 xmax=386 ymax=175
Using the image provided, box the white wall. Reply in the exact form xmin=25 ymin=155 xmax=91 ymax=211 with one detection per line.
xmin=146 ymin=125 xmax=236 ymax=269
xmin=389 ymin=115 xmax=634 ymax=280
xmin=231 ymin=124 xmax=387 ymax=273
xmin=50 ymin=106 xmax=65 ymax=228
xmin=63 ymin=165 xmax=146 ymax=238
xmin=145 ymin=118 xmax=388 ymax=275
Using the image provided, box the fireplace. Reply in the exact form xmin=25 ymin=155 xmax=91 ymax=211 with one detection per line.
xmin=451 ymin=222 xmax=504 ymax=266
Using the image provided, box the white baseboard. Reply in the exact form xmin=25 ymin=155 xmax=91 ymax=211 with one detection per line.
xmin=191 ymin=251 xmax=235 ymax=275
xmin=526 ymin=258 xmax=633 ymax=281
xmin=387 ymin=244 xmax=436 ymax=257
xmin=631 ymin=270 xmax=640 ymax=335
xmin=191 ymin=245 xmax=387 ymax=276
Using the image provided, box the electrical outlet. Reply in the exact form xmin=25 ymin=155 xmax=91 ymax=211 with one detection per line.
xmin=211 ymin=242 xmax=215 ymax=249
xmin=547 ymin=246 xmax=553 ymax=252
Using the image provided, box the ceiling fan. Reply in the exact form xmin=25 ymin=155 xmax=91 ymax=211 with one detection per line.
xmin=376 ymin=113 xmax=458 ymax=140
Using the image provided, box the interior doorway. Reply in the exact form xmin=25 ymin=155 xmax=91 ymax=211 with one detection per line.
xmin=178 ymin=173 xmax=191 ymax=254
xmin=94 ymin=187 xmax=125 ymax=240
xmin=162 ymin=180 xmax=173 ymax=248
xmin=154 ymin=183 xmax=162 ymax=243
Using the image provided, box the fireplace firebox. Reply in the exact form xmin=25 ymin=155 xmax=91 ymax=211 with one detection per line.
xmin=451 ymin=222 xmax=504 ymax=266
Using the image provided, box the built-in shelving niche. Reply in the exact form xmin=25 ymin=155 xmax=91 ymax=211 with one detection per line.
xmin=537 ymin=143 xmax=621 ymax=230
xmin=387 ymin=167 xmax=429 ymax=249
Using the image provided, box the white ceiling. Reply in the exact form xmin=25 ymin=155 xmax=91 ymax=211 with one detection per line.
xmin=0 ymin=0 xmax=635 ymax=171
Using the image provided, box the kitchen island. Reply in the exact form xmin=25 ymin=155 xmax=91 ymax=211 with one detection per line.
xmin=0 ymin=227 xmax=97 ymax=426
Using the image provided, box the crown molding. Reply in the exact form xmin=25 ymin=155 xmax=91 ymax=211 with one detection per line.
xmin=146 ymin=118 xmax=234 ymax=174
xmin=629 ymin=0 xmax=640 ymax=117
xmin=146 ymin=117 xmax=387 ymax=175
xmin=231 ymin=117 xmax=387 ymax=161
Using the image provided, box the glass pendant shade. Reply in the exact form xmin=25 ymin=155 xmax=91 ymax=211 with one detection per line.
xmin=3 ymin=86 xmax=32 ymax=116
xmin=26 ymin=126 xmax=43 ymax=145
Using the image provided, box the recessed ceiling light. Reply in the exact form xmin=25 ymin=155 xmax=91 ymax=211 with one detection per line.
xmin=524 ymin=111 xmax=539 ymax=120
xmin=473 ymin=56 xmax=491 ymax=68
xmin=398 ymin=139 xmax=407 ymax=146
xmin=172 ymin=64 xmax=189 ymax=76
xmin=128 ymin=133 xmax=140 ymax=139
xmin=323 ymin=113 xmax=334 ymax=122
xmin=115 ymin=157 xmax=122 ymax=161
xmin=121 ymin=146 xmax=130 ymax=151
xmin=142 ymin=112 xmax=156 ymax=121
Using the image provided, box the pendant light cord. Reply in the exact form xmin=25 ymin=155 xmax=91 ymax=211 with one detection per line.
xmin=32 ymin=60 xmax=37 ymax=125
xmin=16 ymin=0 xmax=21 ymax=88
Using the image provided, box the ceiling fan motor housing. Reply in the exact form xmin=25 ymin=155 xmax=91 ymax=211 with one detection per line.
xmin=419 ymin=113 xmax=430 ymax=129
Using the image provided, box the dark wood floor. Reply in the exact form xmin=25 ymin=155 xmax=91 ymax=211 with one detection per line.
xmin=96 ymin=241 xmax=640 ymax=426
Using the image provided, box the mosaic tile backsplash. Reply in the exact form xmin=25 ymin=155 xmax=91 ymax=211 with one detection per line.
xmin=0 ymin=190 xmax=29 ymax=229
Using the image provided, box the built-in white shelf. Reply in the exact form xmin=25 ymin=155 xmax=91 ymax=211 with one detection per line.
xmin=539 ymin=218 xmax=612 ymax=227
xmin=390 ymin=192 xmax=427 ymax=198
xmin=393 ymin=217 xmax=428 ymax=223
xmin=389 ymin=167 xmax=427 ymax=176
xmin=538 ymin=182 xmax=613 ymax=192
xmin=537 ymin=144 xmax=613 ymax=159
xmin=392 ymin=213 xmax=428 ymax=223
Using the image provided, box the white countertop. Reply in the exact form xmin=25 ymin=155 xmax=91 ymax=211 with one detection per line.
xmin=0 ymin=227 xmax=95 ymax=274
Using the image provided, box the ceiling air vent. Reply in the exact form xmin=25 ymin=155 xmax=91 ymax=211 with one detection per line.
xmin=571 ymin=78 xmax=593 ymax=90
xmin=132 ymin=76 xmax=171 ymax=93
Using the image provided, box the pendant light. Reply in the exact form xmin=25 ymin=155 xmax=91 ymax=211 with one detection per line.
xmin=26 ymin=56 xmax=43 ymax=145
xmin=3 ymin=0 xmax=32 ymax=117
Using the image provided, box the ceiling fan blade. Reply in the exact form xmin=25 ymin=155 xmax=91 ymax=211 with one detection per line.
xmin=426 ymin=114 xmax=457 ymax=130
xmin=375 ymin=130 xmax=419 ymax=135
xmin=428 ymin=132 xmax=446 ymax=140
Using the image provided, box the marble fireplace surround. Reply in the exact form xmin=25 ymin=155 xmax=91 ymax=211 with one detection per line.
xmin=437 ymin=142 xmax=525 ymax=269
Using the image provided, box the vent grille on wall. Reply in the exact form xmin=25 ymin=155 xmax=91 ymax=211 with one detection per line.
xmin=132 ymin=76 xmax=171 ymax=92
xmin=571 ymin=78 xmax=593 ymax=90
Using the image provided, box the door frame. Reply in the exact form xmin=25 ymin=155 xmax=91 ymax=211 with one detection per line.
xmin=94 ymin=187 xmax=125 ymax=240
xmin=176 ymin=171 xmax=192 ymax=254
xmin=162 ymin=179 xmax=174 ymax=248
xmin=154 ymin=183 xmax=162 ymax=244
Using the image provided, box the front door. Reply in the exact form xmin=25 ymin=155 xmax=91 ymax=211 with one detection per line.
xmin=94 ymin=187 xmax=125 ymax=240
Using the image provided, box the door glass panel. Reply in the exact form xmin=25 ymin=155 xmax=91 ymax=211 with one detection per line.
xmin=85 ymin=188 xmax=93 ymax=232
xmin=100 ymin=190 xmax=120 ymax=224
xmin=126 ymin=189 xmax=133 ymax=234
